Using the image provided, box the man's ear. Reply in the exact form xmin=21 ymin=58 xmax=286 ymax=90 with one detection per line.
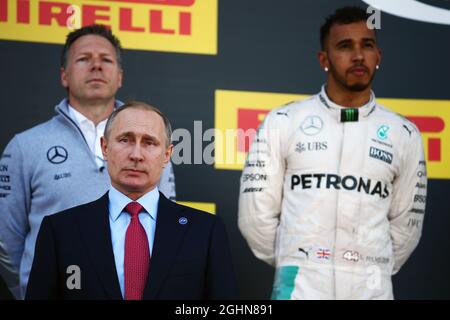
xmin=318 ymin=50 xmax=329 ymax=71
xmin=101 ymin=136 xmax=108 ymax=161
xmin=377 ymin=47 xmax=382 ymax=68
xmin=163 ymin=144 xmax=173 ymax=167
xmin=60 ymin=67 xmax=68 ymax=89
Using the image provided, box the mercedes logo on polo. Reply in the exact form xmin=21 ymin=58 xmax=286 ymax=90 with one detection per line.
xmin=47 ymin=146 xmax=68 ymax=164
xmin=300 ymin=116 xmax=324 ymax=136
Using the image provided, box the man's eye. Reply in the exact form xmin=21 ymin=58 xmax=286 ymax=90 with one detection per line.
xmin=77 ymin=57 xmax=88 ymax=62
xmin=103 ymin=58 xmax=113 ymax=63
xmin=119 ymin=138 xmax=129 ymax=143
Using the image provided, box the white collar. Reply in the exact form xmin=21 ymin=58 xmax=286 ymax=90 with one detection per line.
xmin=108 ymin=186 xmax=160 ymax=222
xmin=68 ymin=104 xmax=108 ymax=127
xmin=317 ymin=85 xmax=377 ymax=122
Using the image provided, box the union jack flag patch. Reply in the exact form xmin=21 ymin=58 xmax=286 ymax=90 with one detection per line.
xmin=316 ymin=248 xmax=331 ymax=260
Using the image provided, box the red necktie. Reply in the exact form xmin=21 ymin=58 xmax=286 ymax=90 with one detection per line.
xmin=124 ymin=202 xmax=150 ymax=300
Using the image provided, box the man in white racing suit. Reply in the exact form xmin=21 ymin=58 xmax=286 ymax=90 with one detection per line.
xmin=238 ymin=7 xmax=427 ymax=300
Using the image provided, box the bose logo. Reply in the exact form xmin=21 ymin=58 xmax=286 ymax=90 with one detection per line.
xmin=362 ymin=0 xmax=450 ymax=26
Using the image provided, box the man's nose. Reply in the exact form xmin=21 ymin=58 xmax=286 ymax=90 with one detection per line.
xmin=352 ymin=46 xmax=364 ymax=62
xmin=129 ymin=144 xmax=144 ymax=162
xmin=91 ymin=57 xmax=102 ymax=71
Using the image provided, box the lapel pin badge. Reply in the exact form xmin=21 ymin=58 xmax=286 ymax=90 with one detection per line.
xmin=178 ymin=217 xmax=188 ymax=225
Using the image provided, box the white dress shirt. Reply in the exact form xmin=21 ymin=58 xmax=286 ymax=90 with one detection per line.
xmin=68 ymin=105 xmax=107 ymax=168
xmin=108 ymin=186 xmax=159 ymax=298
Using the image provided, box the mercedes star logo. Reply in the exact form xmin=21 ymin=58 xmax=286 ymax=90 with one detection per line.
xmin=300 ymin=116 xmax=324 ymax=136
xmin=47 ymin=146 xmax=68 ymax=164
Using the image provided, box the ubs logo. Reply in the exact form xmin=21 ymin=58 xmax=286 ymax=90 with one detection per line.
xmin=295 ymin=142 xmax=328 ymax=154
xmin=47 ymin=146 xmax=68 ymax=164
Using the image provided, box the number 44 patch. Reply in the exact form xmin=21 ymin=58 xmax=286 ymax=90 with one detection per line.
xmin=343 ymin=250 xmax=360 ymax=262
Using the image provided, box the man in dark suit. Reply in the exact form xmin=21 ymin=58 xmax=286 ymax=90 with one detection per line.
xmin=26 ymin=101 xmax=238 ymax=300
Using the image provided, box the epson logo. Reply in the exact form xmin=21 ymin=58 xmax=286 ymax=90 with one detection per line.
xmin=242 ymin=173 xmax=267 ymax=182
xmin=369 ymin=147 xmax=393 ymax=164
xmin=290 ymin=173 xmax=390 ymax=199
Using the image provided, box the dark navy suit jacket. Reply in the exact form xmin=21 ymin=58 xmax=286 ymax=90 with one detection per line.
xmin=0 ymin=274 xmax=14 ymax=300
xmin=25 ymin=192 xmax=238 ymax=300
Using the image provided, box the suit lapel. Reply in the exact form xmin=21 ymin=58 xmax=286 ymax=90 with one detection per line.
xmin=143 ymin=193 xmax=189 ymax=299
xmin=76 ymin=193 xmax=123 ymax=300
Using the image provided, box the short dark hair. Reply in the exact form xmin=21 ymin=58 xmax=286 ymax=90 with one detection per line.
xmin=61 ymin=24 xmax=123 ymax=68
xmin=320 ymin=6 xmax=375 ymax=50
xmin=104 ymin=101 xmax=173 ymax=148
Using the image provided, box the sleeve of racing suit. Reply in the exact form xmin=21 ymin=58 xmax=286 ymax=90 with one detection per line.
xmin=0 ymin=136 xmax=31 ymax=299
xmin=158 ymin=161 xmax=176 ymax=201
xmin=238 ymin=111 xmax=285 ymax=266
xmin=388 ymin=126 xmax=427 ymax=275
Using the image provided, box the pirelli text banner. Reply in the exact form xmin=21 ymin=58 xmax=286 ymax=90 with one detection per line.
xmin=0 ymin=0 xmax=218 ymax=55
xmin=215 ymin=90 xmax=450 ymax=180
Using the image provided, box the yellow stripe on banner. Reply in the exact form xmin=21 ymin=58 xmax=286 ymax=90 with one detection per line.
xmin=177 ymin=201 xmax=216 ymax=215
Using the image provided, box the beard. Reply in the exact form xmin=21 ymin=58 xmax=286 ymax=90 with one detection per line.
xmin=328 ymin=62 xmax=376 ymax=92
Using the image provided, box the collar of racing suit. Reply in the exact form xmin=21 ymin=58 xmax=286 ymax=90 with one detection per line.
xmin=317 ymin=85 xmax=377 ymax=122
